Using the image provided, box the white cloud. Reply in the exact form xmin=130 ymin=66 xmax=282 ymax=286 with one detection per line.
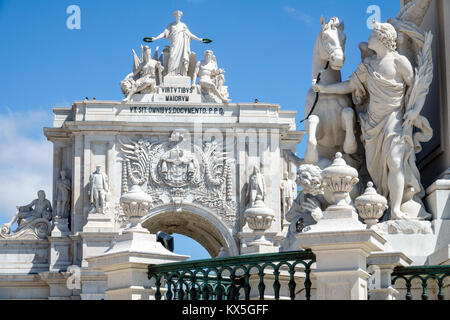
xmin=283 ymin=5 xmax=312 ymax=25
xmin=0 ymin=109 xmax=53 ymax=225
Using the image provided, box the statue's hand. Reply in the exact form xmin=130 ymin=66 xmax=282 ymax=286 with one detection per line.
xmin=301 ymin=198 xmax=319 ymax=213
xmin=311 ymin=207 xmax=323 ymax=222
xmin=403 ymin=108 xmax=420 ymax=128
xmin=312 ymin=79 xmax=322 ymax=93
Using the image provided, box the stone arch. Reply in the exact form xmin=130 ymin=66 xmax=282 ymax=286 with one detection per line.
xmin=141 ymin=203 xmax=239 ymax=258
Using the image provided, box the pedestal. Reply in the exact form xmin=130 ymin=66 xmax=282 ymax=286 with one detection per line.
xmin=51 ymin=218 xmax=70 ymax=237
xmin=296 ymin=202 xmax=386 ymax=300
xmin=425 ymin=173 xmax=450 ymax=220
xmin=367 ymin=252 xmax=412 ymax=300
xmin=49 ymin=236 xmax=72 ymax=272
xmin=83 ymin=213 xmax=115 ymax=233
xmin=79 ymin=231 xmax=117 ymax=268
xmin=87 ymin=225 xmax=189 ymax=300
xmin=238 ymin=232 xmax=279 ymax=255
xmin=428 ymin=245 xmax=450 ymax=265
xmin=297 ymin=229 xmax=386 ymax=300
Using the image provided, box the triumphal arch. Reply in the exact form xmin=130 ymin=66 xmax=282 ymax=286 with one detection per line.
xmin=1 ymin=1 xmax=450 ymax=300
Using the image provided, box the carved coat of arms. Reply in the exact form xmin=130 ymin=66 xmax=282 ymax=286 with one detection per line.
xmin=119 ymin=131 xmax=236 ymax=226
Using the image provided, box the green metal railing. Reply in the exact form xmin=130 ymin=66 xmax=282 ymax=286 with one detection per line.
xmin=148 ymin=250 xmax=316 ymax=301
xmin=392 ymin=265 xmax=450 ymax=300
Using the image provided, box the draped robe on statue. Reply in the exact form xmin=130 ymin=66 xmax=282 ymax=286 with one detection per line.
xmin=162 ymin=22 xmax=194 ymax=76
xmin=350 ymin=61 xmax=426 ymax=202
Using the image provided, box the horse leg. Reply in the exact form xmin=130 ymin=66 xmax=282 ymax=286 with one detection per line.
xmin=305 ymin=115 xmax=319 ymax=165
xmin=341 ymin=107 xmax=357 ymax=155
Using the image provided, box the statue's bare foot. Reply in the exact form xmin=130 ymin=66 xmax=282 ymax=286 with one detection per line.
xmin=391 ymin=210 xmax=409 ymax=220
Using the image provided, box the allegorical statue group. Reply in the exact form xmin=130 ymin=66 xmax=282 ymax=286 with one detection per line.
xmin=120 ymin=10 xmax=230 ymax=103
xmin=286 ymin=0 xmax=435 ymax=241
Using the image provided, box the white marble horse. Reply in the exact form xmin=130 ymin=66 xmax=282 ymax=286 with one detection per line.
xmin=304 ymin=17 xmax=357 ymax=168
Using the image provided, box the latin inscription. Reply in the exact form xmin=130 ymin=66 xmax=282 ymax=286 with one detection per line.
xmin=129 ymin=106 xmax=225 ymax=115
xmin=159 ymin=86 xmax=195 ymax=102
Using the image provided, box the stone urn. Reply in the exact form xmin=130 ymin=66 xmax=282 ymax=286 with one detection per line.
xmin=322 ymin=152 xmax=359 ymax=208
xmin=120 ymin=185 xmax=153 ymax=231
xmin=355 ymin=182 xmax=388 ymax=227
xmin=244 ymin=200 xmax=275 ymax=246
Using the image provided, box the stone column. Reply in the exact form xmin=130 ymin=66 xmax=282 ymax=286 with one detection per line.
xmin=72 ymin=134 xmax=84 ymax=233
xmin=367 ymin=252 xmax=412 ymax=300
xmin=295 ymin=153 xmax=387 ymax=300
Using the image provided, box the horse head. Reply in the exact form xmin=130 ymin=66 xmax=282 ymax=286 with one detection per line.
xmin=319 ymin=16 xmax=346 ymax=70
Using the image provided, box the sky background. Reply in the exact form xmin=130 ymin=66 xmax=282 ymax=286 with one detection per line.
xmin=0 ymin=0 xmax=399 ymax=260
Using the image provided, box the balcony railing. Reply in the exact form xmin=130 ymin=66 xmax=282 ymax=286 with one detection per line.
xmin=392 ymin=265 xmax=450 ymax=300
xmin=148 ymin=250 xmax=316 ymax=301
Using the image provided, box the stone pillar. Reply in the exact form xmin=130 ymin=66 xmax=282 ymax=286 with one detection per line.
xmin=295 ymin=153 xmax=387 ymax=300
xmin=297 ymin=230 xmax=385 ymax=300
xmin=72 ymin=134 xmax=84 ymax=233
xmin=367 ymin=252 xmax=412 ymax=300
xmin=87 ymin=185 xmax=189 ymax=300
xmin=87 ymin=228 xmax=189 ymax=300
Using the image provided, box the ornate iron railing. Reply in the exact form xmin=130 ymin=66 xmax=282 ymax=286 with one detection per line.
xmin=148 ymin=250 xmax=316 ymax=300
xmin=392 ymin=265 xmax=450 ymax=300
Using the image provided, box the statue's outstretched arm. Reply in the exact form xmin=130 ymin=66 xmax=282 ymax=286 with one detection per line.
xmin=152 ymin=30 xmax=167 ymax=42
xmin=312 ymin=79 xmax=354 ymax=95
xmin=186 ymin=29 xmax=202 ymax=42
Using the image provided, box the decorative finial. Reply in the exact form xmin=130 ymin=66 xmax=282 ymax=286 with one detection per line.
xmin=355 ymin=181 xmax=388 ymax=228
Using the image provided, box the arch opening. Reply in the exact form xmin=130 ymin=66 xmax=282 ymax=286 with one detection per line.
xmin=141 ymin=204 xmax=239 ymax=258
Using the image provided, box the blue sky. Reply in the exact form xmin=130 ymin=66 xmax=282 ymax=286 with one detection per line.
xmin=0 ymin=0 xmax=400 ymax=260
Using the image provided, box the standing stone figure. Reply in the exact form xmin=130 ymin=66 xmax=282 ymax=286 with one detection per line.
xmin=247 ymin=167 xmax=266 ymax=208
xmin=56 ymin=170 xmax=71 ymax=219
xmin=312 ymin=21 xmax=432 ymax=220
xmin=89 ymin=165 xmax=109 ymax=214
xmin=280 ymin=172 xmax=297 ymax=221
xmin=151 ymin=10 xmax=205 ymax=76
xmin=2 ymin=190 xmax=52 ymax=234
